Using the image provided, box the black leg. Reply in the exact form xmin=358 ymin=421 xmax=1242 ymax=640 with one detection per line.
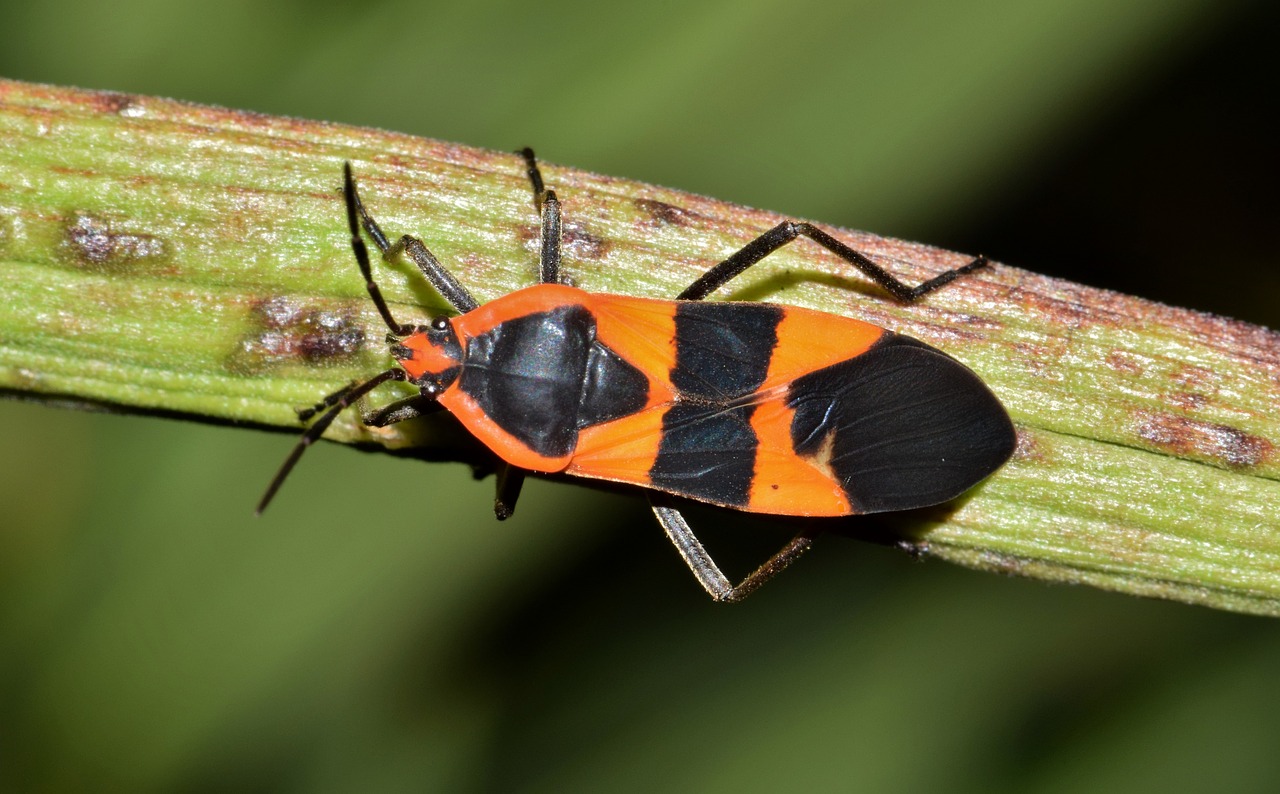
xmin=493 ymin=462 xmax=526 ymax=520
xmin=343 ymin=164 xmax=417 ymax=335
xmin=296 ymin=379 xmax=360 ymax=423
xmin=257 ymin=368 xmax=408 ymax=515
xmin=520 ymin=148 xmax=562 ymax=285
xmin=650 ymin=500 xmax=818 ymax=603
xmin=677 ymin=220 xmax=988 ymax=302
xmin=345 ymin=163 xmax=480 ymax=314
xmin=521 ymin=146 xmax=547 ymax=199
xmin=362 ymin=394 xmax=446 ymax=428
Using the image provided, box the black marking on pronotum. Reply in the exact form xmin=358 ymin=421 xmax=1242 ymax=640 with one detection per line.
xmin=578 ymin=341 xmax=650 ymax=428
xmin=459 ymin=305 xmax=649 ymax=457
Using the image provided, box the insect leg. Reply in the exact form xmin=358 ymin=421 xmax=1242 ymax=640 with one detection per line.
xmin=493 ymin=462 xmax=527 ymax=520
xmin=362 ymin=394 xmax=445 ymax=428
xmin=257 ymin=368 xmax=408 ymax=515
xmin=676 ymin=221 xmax=987 ymax=302
xmin=520 ymin=148 xmax=562 ymax=285
xmin=345 ymin=163 xmax=480 ymax=314
xmin=360 ymin=391 xmax=524 ymax=519
xmin=650 ymin=500 xmax=818 ymax=603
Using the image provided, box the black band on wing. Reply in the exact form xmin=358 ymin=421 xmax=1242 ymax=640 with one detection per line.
xmin=787 ymin=334 xmax=1016 ymax=513
xmin=650 ymin=402 xmax=759 ymax=507
xmin=668 ymin=302 xmax=782 ymax=399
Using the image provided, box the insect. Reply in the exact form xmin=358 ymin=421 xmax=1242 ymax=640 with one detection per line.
xmin=258 ymin=150 xmax=1016 ymax=602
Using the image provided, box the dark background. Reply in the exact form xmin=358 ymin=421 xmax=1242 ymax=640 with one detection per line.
xmin=2 ymin=1 xmax=1277 ymax=791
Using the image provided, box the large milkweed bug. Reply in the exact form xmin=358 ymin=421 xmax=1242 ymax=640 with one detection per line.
xmin=258 ymin=150 xmax=1016 ymax=602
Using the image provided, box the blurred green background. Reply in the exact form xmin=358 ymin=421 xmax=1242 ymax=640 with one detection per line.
xmin=2 ymin=1 xmax=1278 ymax=791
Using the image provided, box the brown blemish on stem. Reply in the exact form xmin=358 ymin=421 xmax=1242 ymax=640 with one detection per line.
xmin=1106 ymin=351 xmax=1144 ymax=376
xmin=1170 ymin=363 xmax=1217 ymax=391
xmin=519 ymin=219 xmax=610 ymax=262
xmin=635 ymin=198 xmax=696 ymax=228
xmin=1166 ymin=392 xmax=1208 ymax=411
xmin=62 ymin=213 xmax=167 ymax=271
xmin=1135 ymin=410 xmax=1273 ymax=467
xmin=1010 ymin=285 xmax=1095 ymax=330
xmin=912 ymin=322 xmax=995 ymax=346
xmin=91 ymin=92 xmax=141 ymax=117
xmin=561 ymin=222 xmax=610 ymax=260
xmin=228 ymin=297 xmax=366 ymax=374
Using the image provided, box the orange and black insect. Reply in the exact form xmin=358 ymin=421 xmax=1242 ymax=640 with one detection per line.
xmin=258 ymin=150 xmax=1016 ymax=601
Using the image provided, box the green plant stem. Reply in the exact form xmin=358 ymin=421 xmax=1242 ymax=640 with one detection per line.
xmin=2 ymin=79 xmax=1278 ymax=614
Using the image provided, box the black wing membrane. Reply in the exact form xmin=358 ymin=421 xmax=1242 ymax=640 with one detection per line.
xmin=667 ymin=302 xmax=782 ymax=401
xmin=787 ymin=334 xmax=1015 ymax=513
xmin=649 ymin=401 xmax=762 ymax=508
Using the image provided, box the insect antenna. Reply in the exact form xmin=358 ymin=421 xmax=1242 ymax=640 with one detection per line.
xmin=256 ymin=367 xmax=407 ymax=515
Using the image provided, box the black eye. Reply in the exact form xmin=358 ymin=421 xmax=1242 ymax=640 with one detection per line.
xmin=430 ymin=317 xmax=450 ymax=332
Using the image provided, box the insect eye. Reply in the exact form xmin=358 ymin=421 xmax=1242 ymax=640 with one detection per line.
xmin=430 ymin=317 xmax=450 ymax=332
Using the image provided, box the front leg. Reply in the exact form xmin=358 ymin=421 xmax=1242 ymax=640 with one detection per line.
xmin=494 ymin=462 xmax=526 ymax=520
xmin=519 ymin=147 xmax=563 ymax=285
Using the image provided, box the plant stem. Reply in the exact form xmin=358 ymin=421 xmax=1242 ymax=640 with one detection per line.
xmin=2 ymin=79 xmax=1278 ymax=615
